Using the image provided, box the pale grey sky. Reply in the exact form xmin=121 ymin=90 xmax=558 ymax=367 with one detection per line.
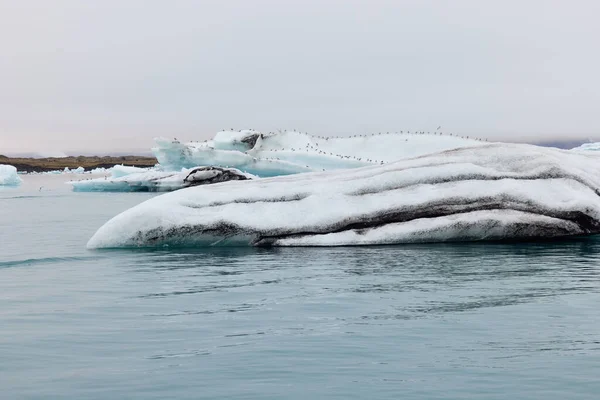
xmin=1 ymin=0 xmax=599 ymax=154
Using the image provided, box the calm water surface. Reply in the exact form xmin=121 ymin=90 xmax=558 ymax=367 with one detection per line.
xmin=1 ymin=175 xmax=600 ymax=399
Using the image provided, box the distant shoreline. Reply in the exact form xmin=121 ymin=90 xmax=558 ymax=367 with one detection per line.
xmin=0 ymin=155 xmax=157 ymax=173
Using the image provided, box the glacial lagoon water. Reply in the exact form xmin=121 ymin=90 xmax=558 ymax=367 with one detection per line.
xmin=2 ymin=174 xmax=600 ymax=399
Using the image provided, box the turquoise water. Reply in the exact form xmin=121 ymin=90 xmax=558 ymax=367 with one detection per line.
xmin=2 ymin=175 xmax=600 ymax=399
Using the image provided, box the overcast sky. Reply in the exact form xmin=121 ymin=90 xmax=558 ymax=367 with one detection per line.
xmin=1 ymin=0 xmax=599 ymax=154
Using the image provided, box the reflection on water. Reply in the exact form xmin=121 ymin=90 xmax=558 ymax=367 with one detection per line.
xmin=116 ymin=239 xmax=600 ymax=320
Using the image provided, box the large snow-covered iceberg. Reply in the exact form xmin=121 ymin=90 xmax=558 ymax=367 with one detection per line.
xmin=87 ymin=143 xmax=600 ymax=249
xmin=70 ymin=166 xmax=253 ymax=192
xmin=0 ymin=165 xmax=22 ymax=186
xmin=153 ymin=130 xmax=486 ymax=176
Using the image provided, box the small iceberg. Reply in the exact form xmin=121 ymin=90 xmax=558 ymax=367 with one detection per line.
xmin=0 ymin=165 xmax=22 ymax=186
xmin=70 ymin=166 xmax=254 ymax=192
xmin=63 ymin=166 xmax=85 ymax=174
xmin=87 ymin=144 xmax=600 ymax=249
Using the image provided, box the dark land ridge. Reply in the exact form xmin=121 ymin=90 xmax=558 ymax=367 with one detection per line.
xmin=0 ymin=155 xmax=158 ymax=173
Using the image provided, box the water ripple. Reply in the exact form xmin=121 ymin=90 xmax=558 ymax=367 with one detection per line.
xmin=0 ymin=255 xmax=101 ymax=268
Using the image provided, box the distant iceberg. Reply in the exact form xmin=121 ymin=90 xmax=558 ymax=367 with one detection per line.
xmin=70 ymin=166 xmax=254 ymax=192
xmin=64 ymin=166 xmax=85 ymax=174
xmin=32 ymin=166 xmax=89 ymax=175
xmin=28 ymin=164 xmax=149 ymax=177
xmin=89 ymin=167 xmax=109 ymax=174
xmin=87 ymin=144 xmax=600 ymax=249
xmin=0 ymin=165 xmax=22 ymax=186
xmin=571 ymin=142 xmax=600 ymax=152
xmin=153 ymin=130 xmax=487 ymax=177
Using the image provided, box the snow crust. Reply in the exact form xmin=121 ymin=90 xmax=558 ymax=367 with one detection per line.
xmin=153 ymin=130 xmax=486 ymax=176
xmin=0 ymin=165 xmax=22 ymax=186
xmin=88 ymin=144 xmax=600 ymax=249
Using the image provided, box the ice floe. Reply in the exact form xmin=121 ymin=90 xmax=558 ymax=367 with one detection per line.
xmin=70 ymin=166 xmax=254 ymax=192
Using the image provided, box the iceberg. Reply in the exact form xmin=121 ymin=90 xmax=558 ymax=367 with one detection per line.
xmin=87 ymin=143 xmax=600 ymax=249
xmin=571 ymin=142 xmax=600 ymax=152
xmin=89 ymin=167 xmax=109 ymax=174
xmin=0 ymin=165 xmax=22 ymax=186
xmin=109 ymin=165 xmax=152 ymax=178
xmin=153 ymin=130 xmax=486 ymax=176
xmin=34 ymin=165 xmax=149 ymax=177
xmin=71 ymin=130 xmax=485 ymax=193
xmin=63 ymin=166 xmax=85 ymax=174
xmin=70 ymin=166 xmax=254 ymax=192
